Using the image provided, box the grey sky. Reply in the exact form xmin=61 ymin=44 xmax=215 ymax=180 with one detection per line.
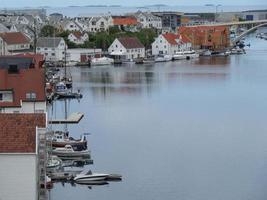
xmin=1 ymin=0 xmax=267 ymax=8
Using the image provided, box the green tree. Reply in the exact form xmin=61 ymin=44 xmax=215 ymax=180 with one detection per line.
xmin=40 ymin=25 xmax=58 ymax=37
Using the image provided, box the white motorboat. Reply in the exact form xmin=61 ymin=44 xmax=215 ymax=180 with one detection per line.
xmin=74 ymin=170 xmax=109 ymax=183
xmin=183 ymin=50 xmax=199 ymax=59
xmin=201 ymin=50 xmax=212 ymax=56
xmin=172 ymin=52 xmax=187 ymax=60
xmin=52 ymin=145 xmax=90 ymax=158
xmin=155 ymin=54 xmax=172 ymax=62
xmin=230 ymin=48 xmax=245 ymax=55
xmin=91 ymin=57 xmax=114 ymax=66
xmin=47 ymin=155 xmax=62 ymax=168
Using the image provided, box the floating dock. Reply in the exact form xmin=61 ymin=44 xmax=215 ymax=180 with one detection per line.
xmin=49 ymin=112 xmax=84 ymax=124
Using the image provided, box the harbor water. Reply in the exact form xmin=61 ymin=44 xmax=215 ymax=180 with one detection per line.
xmin=49 ymin=30 xmax=267 ymax=200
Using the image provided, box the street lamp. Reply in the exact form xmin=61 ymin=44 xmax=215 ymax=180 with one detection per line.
xmin=205 ymin=4 xmax=222 ymax=22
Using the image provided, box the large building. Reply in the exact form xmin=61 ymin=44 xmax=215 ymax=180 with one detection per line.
xmin=108 ymin=37 xmax=145 ymax=60
xmin=178 ymin=25 xmax=230 ymax=51
xmin=36 ymin=37 xmax=67 ymax=62
xmin=152 ymin=11 xmax=184 ymax=32
xmin=0 ymin=54 xmax=46 ymax=113
xmin=152 ymin=33 xmax=192 ymax=56
xmin=0 ymin=113 xmax=47 ymax=200
xmin=0 ymin=32 xmax=31 ymax=55
xmin=241 ymin=9 xmax=267 ymax=21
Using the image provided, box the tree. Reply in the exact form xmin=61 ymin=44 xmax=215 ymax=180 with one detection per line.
xmin=40 ymin=25 xmax=58 ymax=37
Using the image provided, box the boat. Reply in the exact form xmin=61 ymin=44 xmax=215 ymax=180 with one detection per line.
xmin=90 ymin=57 xmax=114 ymax=66
xmin=51 ymin=131 xmax=87 ymax=150
xmin=74 ymin=170 xmax=110 ymax=183
xmin=155 ymin=54 xmax=172 ymax=62
xmin=52 ymin=145 xmax=90 ymax=158
xmin=230 ymin=48 xmax=245 ymax=55
xmin=183 ymin=50 xmax=199 ymax=59
xmin=47 ymin=155 xmax=62 ymax=168
xmin=55 ymin=82 xmax=82 ymax=99
xmin=172 ymin=52 xmax=187 ymax=60
xmin=201 ymin=50 xmax=212 ymax=56
xmin=211 ymin=50 xmax=230 ymax=57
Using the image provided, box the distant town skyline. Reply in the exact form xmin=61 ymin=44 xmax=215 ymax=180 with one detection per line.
xmin=0 ymin=0 xmax=267 ymax=8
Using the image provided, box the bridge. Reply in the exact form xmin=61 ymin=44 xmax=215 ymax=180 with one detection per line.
xmin=184 ymin=19 xmax=267 ymax=47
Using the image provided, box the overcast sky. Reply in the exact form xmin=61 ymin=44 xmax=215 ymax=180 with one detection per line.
xmin=1 ymin=0 xmax=267 ymax=8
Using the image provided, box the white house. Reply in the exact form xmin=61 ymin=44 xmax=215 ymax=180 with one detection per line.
xmin=152 ymin=33 xmax=192 ymax=56
xmin=36 ymin=37 xmax=67 ymax=62
xmin=135 ymin=12 xmax=162 ymax=29
xmin=68 ymin=32 xmax=89 ymax=45
xmin=0 ymin=113 xmax=47 ymax=200
xmin=87 ymin=16 xmax=109 ymax=33
xmin=0 ymin=32 xmax=31 ymax=55
xmin=60 ymin=20 xmax=82 ymax=32
xmin=108 ymin=37 xmax=145 ymax=60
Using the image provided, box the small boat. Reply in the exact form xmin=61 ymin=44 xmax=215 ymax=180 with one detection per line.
xmin=74 ymin=170 xmax=109 ymax=183
xmin=52 ymin=145 xmax=90 ymax=158
xmin=47 ymin=155 xmax=62 ymax=168
xmin=51 ymin=131 xmax=87 ymax=150
xmin=183 ymin=50 xmax=199 ymax=59
xmin=201 ymin=50 xmax=212 ymax=56
xmin=172 ymin=52 xmax=187 ymax=60
xmin=230 ymin=48 xmax=245 ymax=55
xmin=55 ymin=82 xmax=82 ymax=99
xmin=91 ymin=57 xmax=114 ymax=66
xmin=155 ymin=54 xmax=172 ymax=62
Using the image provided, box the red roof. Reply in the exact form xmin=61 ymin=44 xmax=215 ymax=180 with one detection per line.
xmin=72 ymin=31 xmax=83 ymax=39
xmin=0 ymin=32 xmax=30 ymax=45
xmin=113 ymin=16 xmax=138 ymax=26
xmin=0 ymin=113 xmax=46 ymax=153
xmin=162 ymin=33 xmax=180 ymax=45
xmin=0 ymin=54 xmax=46 ymax=107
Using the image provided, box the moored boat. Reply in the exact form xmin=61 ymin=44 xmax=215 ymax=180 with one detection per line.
xmin=172 ymin=52 xmax=187 ymax=60
xmin=91 ymin=57 xmax=114 ymax=66
xmin=183 ymin=50 xmax=199 ymax=59
xmin=74 ymin=170 xmax=109 ymax=183
xmin=52 ymin=145 xmax=90 ymax=158
xmin=155 ymin=54 xmax=172 ymax=62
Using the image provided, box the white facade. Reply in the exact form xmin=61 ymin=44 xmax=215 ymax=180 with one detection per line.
xmin=152 ymin=34 xmax=192 ymax=56
xmin=0 ymin=154 xmax=37 ymax=200
xmin=67 ymin=48 xmax=102 ymax=63
xmin=87 ymin=17 xmax=109 ymax=33
xmin=36 ymin=38 xmax=67 ymax=62
xmin=68 ymin=33 xmax=89 ymax=45
xmin=0 ymin=101 xmax=46 ymax=113
xmin=63 ymin=21 xmax=82 ymax=32
xmin=108 ymin=38 xmax=145 ymax=60
xmin=0 ymin=38 xmax=30 ymax=55
xmin=137 ymin=13 xmax=162 ymax=29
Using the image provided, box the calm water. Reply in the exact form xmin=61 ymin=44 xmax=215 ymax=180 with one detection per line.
xmin=49 ymin=30 xmax=267 ymax=200
xmin=46 ymin=5 xmax=267 ymax=17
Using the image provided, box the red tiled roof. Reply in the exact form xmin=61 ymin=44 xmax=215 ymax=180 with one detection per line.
xmin=118 ymin=37 xmax=145 ymax=49
xmin=162 ymin=33 xmax=180 ymax=45
xmin=72 ymin=31 xmax=83 ymax=39
xmin=0 ymin=55 xmax=46 ymax=107
xmin=0 ymin=32 xmax=30 ymax=45
xmin=0 ymin=113 xmax=46 ymax=153
xmin=113 ymin=17 xmax=138 ymax=26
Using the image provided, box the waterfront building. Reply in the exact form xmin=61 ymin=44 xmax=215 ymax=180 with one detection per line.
xmin=152 ymin=33 xmax=192 ymax=56
xmin=36 ymin=37 xmax=67 ymax=62
xmin=0 ymin=54 xmax=46 ymax=113
xmin=152 ymin=11 xmax=184 ymax=32
xmin=108 ymin=37 xmax=145 ymax=60
xmin=0 ymin=32 xmax=31 ymax=55
xmin=241 ymin=9 xmax=267 ymax=21
xmin=178 ymin=26 xmax=230 ymax=51
xmin=67 ymin=48 xmax=102 ymax=64
xmin=0 ymin=113 xmax=47 ymax=200
xmin=68 ymin=32 xmax=89 ymax=45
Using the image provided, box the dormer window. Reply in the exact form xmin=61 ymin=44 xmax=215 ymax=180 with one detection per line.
xmin=26 ymin=92 xmax=36 ymax=100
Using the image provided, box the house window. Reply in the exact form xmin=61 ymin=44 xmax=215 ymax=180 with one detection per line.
xmin=37 ymin=47 xmax=40 ymax=50
xmin=164 ymin=45 xmax=166 ymax=48
xmin=0 ymin=90 xmax=13 ymax=102
xmin=8 ymin=65 xmax=19 ymax=74
xmin=44 ymin=48 xmax=48 ymax=50
xmin=156 ymin=45 xmax=158 ymax=48
xmin=26 ymin=92 xmax=36 ymax=100
xmin=52 ymin=53 xmax=55 ymax=56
